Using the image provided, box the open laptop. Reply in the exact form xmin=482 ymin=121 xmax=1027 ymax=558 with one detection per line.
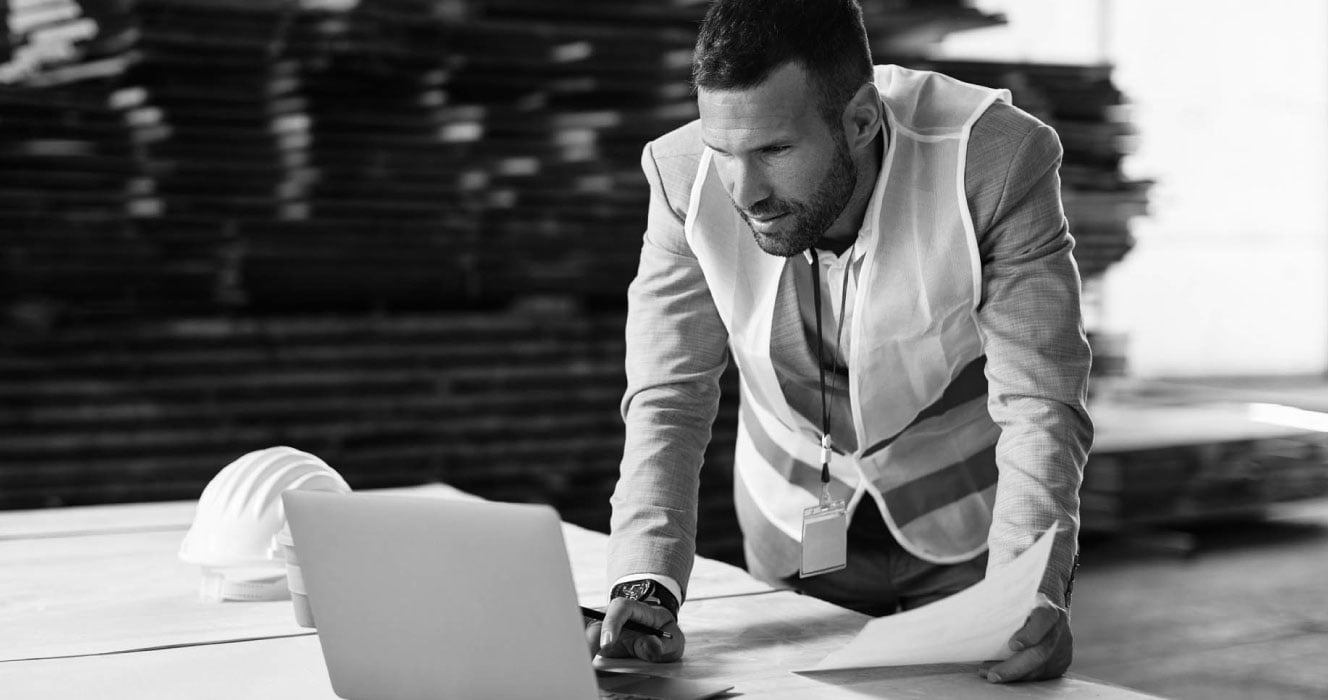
xmin=283 ymin=490 xmax=733 ymax=700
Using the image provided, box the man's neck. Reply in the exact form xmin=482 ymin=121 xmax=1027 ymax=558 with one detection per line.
xmin=815 ymin=127 xmax=887 ymax=256
xmin=815 ymin=234 xmax=856 ymax=257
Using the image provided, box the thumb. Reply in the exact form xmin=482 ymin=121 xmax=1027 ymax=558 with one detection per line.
xmin=584 ymin=620 xmax=603 ymax=657
xmin=600 ymin=598 xmax=634 ymax=650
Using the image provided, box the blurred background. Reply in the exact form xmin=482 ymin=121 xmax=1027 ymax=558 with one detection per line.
xmin=2 ymin=0 xmax=1326 ymax=697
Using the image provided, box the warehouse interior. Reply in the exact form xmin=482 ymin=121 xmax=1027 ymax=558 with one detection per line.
xmin=3 ymin=0 xmax=1326 ymax=698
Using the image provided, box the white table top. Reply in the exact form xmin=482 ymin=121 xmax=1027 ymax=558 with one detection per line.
xmin=0 ymin=484 xmax=1163 ymax=699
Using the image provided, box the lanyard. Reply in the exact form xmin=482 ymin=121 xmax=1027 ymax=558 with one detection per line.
xmin=807 ymin=242 xmax=854 ymax=499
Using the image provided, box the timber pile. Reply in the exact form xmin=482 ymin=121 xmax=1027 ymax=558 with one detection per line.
xmin=1083 ymin=436 xmax=1328 ymax=532
xmin=2 ymin=0 xmax=1158 ymax=558
xmin=0 ymin=310 xmax=743 ymax=559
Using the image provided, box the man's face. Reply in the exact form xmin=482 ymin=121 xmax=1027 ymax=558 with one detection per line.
xmin=698 ymin=62 xmax=857 ymax=257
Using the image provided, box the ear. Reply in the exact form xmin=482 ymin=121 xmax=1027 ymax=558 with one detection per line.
xmin=842 ymin=82 xmax=882 ymax=151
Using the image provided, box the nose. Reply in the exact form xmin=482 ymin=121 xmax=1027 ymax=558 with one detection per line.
xmin=721 ymin=158 xmax=770 ymax=212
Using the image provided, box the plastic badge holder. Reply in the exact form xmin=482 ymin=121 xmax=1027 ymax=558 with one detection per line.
xmin=800 ymin=499 xmax=848 ymax=578
xmin=278 ymin=524 xmax=316 ymax=628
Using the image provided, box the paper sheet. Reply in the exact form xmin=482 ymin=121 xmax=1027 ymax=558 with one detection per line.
xmin=805 ymin=524 xmax=1058 ymax=671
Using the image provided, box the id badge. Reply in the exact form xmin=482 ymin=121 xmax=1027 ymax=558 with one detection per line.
xmin=799 ymin=499 xmax=847 ymax=578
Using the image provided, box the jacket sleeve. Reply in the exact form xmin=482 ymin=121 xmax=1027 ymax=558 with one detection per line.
xmin=606 ymin=139 xmax=730 ymax=601
xmin=967 ymin=105 xmax=1094 ymax=608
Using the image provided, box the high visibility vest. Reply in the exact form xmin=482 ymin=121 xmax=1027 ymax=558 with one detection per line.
xmin=684 ymin=65 xmax=1011 ymax=573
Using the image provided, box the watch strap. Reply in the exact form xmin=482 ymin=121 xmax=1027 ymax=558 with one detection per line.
xmin=610 ymin=578 xmax=680 ymax=619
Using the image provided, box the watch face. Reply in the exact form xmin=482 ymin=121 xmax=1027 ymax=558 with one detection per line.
xmin=622 ymin=580 xmax=653 ymax=600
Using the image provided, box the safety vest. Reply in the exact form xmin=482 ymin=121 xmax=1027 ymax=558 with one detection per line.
xmin=684 ymin=65 xmax=1011 ymax=573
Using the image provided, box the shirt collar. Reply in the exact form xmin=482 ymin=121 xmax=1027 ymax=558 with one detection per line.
xmin=802 ymin=121 xmax=888 ymax=269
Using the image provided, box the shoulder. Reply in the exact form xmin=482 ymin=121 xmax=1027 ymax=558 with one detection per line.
xmin=648 ymin=119 xmax=705 ymax=163
xmin=969 ymin=100 xmax=1062 ymax=169
xmin=965 ymin=101 xmax=1064 ymax=233
xmin=642 ymin=120 xmax=706 ymax=218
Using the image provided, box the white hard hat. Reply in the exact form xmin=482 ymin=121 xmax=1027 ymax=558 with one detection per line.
xmin=180 ymin=446 xmax=350 ymax=602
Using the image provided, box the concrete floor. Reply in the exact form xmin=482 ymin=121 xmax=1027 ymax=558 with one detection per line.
xmin=1072 ymin=499 xmax=1328 ymax=699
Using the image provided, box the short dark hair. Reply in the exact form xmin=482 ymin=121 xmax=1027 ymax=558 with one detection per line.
xmin=692 ymin=0 xmax=874 ymax=129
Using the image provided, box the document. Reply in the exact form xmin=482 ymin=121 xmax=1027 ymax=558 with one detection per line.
xmin=804 ymin=524 xmax=1058 ymax=671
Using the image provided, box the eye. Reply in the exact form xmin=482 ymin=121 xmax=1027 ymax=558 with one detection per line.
xmin=762 ymin=145 xmax=792 ymax=155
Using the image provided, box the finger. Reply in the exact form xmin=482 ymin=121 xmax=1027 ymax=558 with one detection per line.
xmin=1009 ymin=604 xmax=1059 ymax=652
xmin=639 ymin=622 xmax=685 ymax=663
xmin=985 ymin=643 xmax=1051 ymax=683
xmin=631 ymin=633 xmax=666 ymax=662
xmin=584 ymin=621 xmax=602 ymax=657
xmin=598 ymin=599 xmax=675 ymax=659
xmin=599 ymin=598 xmax=633 ymax=651
xmin=630 ymin=628 xmax=685 ymax=663
xmin=598 ymin=600 xmax=685 ymax=662
xmin=987 ymin=617 xmax=1073 ymax=683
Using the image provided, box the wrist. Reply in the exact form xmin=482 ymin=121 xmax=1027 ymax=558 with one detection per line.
xmin=610 ymin=579 xmax=680 ymax=619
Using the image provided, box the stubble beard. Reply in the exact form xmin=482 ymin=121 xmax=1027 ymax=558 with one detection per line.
xmin=740 ymin=137 xmax=858 ymax=258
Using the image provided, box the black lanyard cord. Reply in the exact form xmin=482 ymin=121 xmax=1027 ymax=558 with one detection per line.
xmin=810 ymin=255 xmax=829 ymax=448
xmin=808 ymin=247 xmax=853 ymax=486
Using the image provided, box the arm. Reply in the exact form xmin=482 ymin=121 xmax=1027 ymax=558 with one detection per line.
xmin=595 ymin=138 xmax=730 ymax=661
xmin=967 ymin=106 xmax=1093 ymax=681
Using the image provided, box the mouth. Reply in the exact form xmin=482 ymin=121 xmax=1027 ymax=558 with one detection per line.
xmin=745 ymin=212 xmax=788 ymax=232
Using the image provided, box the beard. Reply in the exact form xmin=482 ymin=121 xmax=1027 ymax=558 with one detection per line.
xmin=737 ymin=136 xmax=858 ymax=258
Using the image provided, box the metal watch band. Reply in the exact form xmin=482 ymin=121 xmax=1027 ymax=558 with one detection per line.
xmin=610 ymin=579 xmax=680 ymax=619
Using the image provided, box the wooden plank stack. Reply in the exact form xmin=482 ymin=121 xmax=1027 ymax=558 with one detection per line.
xmin=0 ymin=308 xmax=747 ymax=561
xmin=2 ymin=0 xmax=1161 ymax=560
xmin=1082 ymin=436 xmax=1328 ymax=532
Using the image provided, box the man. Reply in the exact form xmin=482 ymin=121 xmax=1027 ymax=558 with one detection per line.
xmin=587 ymin=0 xmax=1092 ymax=684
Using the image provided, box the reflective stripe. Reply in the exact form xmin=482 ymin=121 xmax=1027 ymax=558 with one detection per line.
xmin=732 ymin=414 xmax=818 ymax=541
xmin=859 ymin=395 xmax=997 ymax=488
xmin=740 ymin=399 xmax=820 ymax=499
xmin=861 ymin=355 xmax=988 ymax=459
xmin=739 ymin=398 xmax=859 ymax=491
xmin=883 ymin=442 xmax=997 ymax=527
xmin=895 ymin=487 xmax=995 ymax=562
xmin=740 ymin=364 xmax=997 ymax=554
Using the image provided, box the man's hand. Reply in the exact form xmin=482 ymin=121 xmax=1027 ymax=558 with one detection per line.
xmin=979 ymin=594 xmax=1072 ymax=683
xmin=584 ymin=597 xmax=686 ymax=663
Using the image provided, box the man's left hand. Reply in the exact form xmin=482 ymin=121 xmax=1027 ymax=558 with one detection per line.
xmin=979 ymin=594 xmax=1072 ymax=683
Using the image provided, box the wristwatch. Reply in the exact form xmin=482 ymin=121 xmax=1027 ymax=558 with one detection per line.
xmin=611 ymin=579 xmax=680 ymax=619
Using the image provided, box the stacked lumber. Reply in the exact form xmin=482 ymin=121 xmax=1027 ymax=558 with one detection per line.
xmin=0 ymin=0 xmax=1021 ymax=316
xmin=0 ymin=311 xmax=746 ymax=559
xmin=3 ymin=0 xmax=1157 ymax=563
xmin=1083 ymin=436 xmax=1328 ymax=532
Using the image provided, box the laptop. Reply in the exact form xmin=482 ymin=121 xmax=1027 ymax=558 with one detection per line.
xmin=283 ymin=490 xmax=733 ymax=700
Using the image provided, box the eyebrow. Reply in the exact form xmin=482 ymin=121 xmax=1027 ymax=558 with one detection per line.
xmin=701 ymin=139 xmax=731 ymax=154
xmin=701 ymin=138 xmax=789 ymax=155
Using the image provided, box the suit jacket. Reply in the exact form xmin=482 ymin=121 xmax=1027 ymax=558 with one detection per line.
xmin=607 ymin=94 xmax=1093 ymax=607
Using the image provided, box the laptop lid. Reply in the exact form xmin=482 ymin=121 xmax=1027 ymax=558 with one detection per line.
xmin=284 ymin=490 xmax=600 ymax=700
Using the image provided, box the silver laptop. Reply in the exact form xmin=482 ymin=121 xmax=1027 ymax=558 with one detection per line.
xmin=283 ymin=490 xmax=732 ymax=700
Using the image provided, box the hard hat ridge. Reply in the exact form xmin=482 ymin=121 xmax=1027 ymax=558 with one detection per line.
xmin=180 ymin=445 xmax=351 ymax=602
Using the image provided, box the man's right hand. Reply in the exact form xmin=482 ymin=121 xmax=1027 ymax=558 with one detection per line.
xmin=584 ymin=597 xmax=686 ymax=663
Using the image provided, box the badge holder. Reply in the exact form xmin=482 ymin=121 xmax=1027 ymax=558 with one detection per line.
xmin=800 ymin=437 xmax=847 ymax=578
